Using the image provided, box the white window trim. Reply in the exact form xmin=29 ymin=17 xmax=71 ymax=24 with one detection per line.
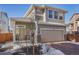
xmin=58 ymin=12 xmax=64 ymax=20
xmin=47 ymin=10 xmax=64 ymax=21
xmin=47 ymin=10 xmax=53 ymax=19
xmin=54 ymin=11 xmax=59 ymax=20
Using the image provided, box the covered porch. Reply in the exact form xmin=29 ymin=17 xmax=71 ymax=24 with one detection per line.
xmin=10 ymin=17 xmax=38 ymax=44
xmin=15 ymin=22 xmax=35 ymax=43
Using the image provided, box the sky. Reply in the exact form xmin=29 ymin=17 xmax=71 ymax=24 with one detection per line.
xmin=0 ymin=4 xmax=79 ymax=23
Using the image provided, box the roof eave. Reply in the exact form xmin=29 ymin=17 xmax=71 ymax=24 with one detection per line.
xmin=24 ymin=5 xmax=68 ymax=17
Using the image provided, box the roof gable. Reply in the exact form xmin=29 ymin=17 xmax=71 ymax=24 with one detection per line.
xmin=24 ymin=5 xmax=67 ymax=17
xmin=70 ymin=13 xmax=79 ymax=22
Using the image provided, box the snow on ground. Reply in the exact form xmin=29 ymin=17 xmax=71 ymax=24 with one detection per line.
xmin=40 ymin=44 xmax=64 ymax=55
xmin=1 ymin=41 xmax=79 ymax=55
xmin=1 ymin=42 xmax=13 ymax=48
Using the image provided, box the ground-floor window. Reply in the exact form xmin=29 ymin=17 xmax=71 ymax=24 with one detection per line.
xmin=15 ymin=24 xmax=35 ymax=42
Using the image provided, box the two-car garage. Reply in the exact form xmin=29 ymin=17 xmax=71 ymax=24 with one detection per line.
xmin=39 ymin=24 xmax=65 ymax=43
xmin=41 ymin=29 xmax=64 ymax=42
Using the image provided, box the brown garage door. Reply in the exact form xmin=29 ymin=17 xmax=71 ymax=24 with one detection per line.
xmin=41 ymin=30 xmax=64 ymax=42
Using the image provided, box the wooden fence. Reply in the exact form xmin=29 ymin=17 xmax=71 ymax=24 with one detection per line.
xmin=66 ymin=33 xmax=79 ymax=42
xmin=0 ymin=33 xmax=13 ymax=43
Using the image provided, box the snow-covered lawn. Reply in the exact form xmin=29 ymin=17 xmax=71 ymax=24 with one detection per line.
xmin=1 ymin=41 xmax=79 ymax=55
xmin=40 ymin=44 xmax=64 ymax=55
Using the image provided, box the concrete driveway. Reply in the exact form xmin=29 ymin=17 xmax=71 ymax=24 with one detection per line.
xmin=51 ymin=43 xmax=79 ymax=55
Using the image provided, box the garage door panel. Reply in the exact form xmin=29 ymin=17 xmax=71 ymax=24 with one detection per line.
xmin=41 ymin=30 xmax=64 ymax=42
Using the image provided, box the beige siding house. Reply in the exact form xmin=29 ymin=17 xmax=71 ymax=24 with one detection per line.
xmin=69 ymin=13 xmax=79 ymax=32
xmin=10 ymin=5 xmax=67 ymax=43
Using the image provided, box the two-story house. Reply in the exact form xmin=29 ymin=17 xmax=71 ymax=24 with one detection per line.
xmin=0 ymin=12 xmax=9 ymax=33
xmin=69 ymin=13 xmax=79 ymax=33
xmin=10 ymin=5 xmax=67 ymax=44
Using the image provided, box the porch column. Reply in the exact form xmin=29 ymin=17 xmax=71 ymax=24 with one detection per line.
xmin=12 ymin=21 xmax=16 ymax=43
xmin=13 ymin=25 xmax=16 ymax=43
xmin=43 ymin=8 xmax=46 ymax=22
xmin=34 ymin=21 xmax=38 ymax=44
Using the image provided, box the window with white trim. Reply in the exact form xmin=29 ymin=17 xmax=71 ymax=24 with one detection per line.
xmin=59 ymin=16 xmax=63 ymax=20
xmin=48 ymin=10 xmax=53 ymax=18
xmin=54 ymin=11 xmax=58 ymax=19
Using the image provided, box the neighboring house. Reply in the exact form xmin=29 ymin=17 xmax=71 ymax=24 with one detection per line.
xmin=69 ymin=13 xmax=79 ymax=32
xmin=66 ymin=13 xmax=79 ymax=42
xmin=10 ymin=5 xmax=67 ymax=43
xmin=0 ymin=12 xmax=9 ymax=33
xmin=66 ymin=23 xmax=72 ymax=34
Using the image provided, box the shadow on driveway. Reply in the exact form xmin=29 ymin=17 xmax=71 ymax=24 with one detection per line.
xmin=51 ymin=43 xmax=79 ymax=55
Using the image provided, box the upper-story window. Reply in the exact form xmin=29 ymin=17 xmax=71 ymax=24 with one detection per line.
xmin=54 ymin=11 xmax=58 ymax=19
xmin=48 ymin=10 xmax=53 ymax=18
xmin=47 ymin=10 xmax=64 ymax=20
xmin=59 ymin=16 xmax=63 ymax=20
xmin=36 ymin=9 xmax=44 ymax=14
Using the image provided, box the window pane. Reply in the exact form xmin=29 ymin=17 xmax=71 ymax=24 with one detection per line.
xmin=48 ymin=10 xmax=52 ymax=18
xmin=54 ymin=11 xmax=58 ymax=19
xmin=59 ymin=16 xmax=63 ymax=20
xmin=49 ymin=14 xmax=52 ymax=18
